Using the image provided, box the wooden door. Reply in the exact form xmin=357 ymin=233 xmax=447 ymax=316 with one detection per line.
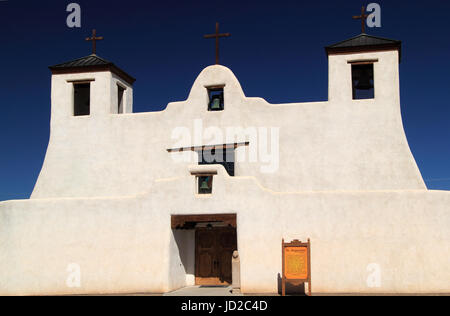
xmin=195 ymin=227 xmax=237 ymax=285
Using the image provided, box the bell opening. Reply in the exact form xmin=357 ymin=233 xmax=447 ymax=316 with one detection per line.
xmin=208 ymin=88 xmax=224 ymax=111
xmin=198 ymin=176 xmax=213 ymax=194
xmin=352 ymin=64 xmax=374 ymax=100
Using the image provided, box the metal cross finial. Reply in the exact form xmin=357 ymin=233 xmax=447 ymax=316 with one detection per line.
xmin=203 ymin=22 xmax=231 ymax=65
xmin=352 ymin=6 xmax=370 ymax=34
xmin=85 ymin=29 xmax=104 ymax=55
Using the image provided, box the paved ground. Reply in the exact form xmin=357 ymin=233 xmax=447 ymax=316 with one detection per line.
xmin=75 ymin=291 xmax=450 ymax=296
xmin=164 ymin=286 xmax=243 ymax=296
xmin=73 ymin=287 xmax=450 ymax=296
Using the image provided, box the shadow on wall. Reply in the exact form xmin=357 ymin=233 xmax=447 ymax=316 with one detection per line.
xmin=277 ymin=273 xmax=307 ymax=296
xmin=173 ymin=229 xmax=196 ymax=281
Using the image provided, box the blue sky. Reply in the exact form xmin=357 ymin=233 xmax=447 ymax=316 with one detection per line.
xmin=0 ymin=0 xmax=449 ymax=201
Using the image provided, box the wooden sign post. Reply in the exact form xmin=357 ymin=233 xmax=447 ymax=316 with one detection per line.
xmin=282 ymin=238 xmax=311 ymax=296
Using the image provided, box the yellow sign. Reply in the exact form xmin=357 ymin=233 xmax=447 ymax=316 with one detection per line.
xmin=284 ymin=247 xmax=308 ymax=280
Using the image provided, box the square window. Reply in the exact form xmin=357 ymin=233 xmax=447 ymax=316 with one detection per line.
xmin=198 ymin=148 xmax=235 ymax=176
xmin=73 ymin=83 xmax=90 ymax=116
xmin=208 ymin=88 xmax=224 ymax=111
xmin=352 ymin=64 xmax=374 ymax=100
xmin=198 ymin=175 xmax=213 ymax=194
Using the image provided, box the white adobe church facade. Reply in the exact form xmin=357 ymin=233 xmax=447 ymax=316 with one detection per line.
xmin=0 ymin=32 xmax=449 ymax=295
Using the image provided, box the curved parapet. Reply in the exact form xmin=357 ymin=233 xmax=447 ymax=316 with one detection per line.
xmin=32 ymin=61 xmax=425 ymax=199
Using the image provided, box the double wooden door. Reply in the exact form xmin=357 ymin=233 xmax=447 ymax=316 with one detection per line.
xmin=195 ymin=227 xmax=237 ymax=285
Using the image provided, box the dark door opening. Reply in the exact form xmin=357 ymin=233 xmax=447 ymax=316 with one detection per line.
xmin=195 ymin=227 xmax=237 ymax=285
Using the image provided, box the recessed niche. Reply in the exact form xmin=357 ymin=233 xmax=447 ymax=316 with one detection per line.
xmin=197 ymin=175 xmax=213 ymax=194
xmin=352 ymin=63 xmax=374 ymax=100
xmin=73 ymin=83 xmax=90 ymax=116
xmin=207 ymin=87 xmax=224 ymax=111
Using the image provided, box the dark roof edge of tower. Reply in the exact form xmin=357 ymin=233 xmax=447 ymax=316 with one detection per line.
xmin=49 ymin=54 xmax=136 ymax=85
xmin=325 ymin=33 xmax=402 ymax=62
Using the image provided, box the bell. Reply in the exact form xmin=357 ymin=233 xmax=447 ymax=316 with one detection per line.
xmin=355 ymin=69 xmax=374 ymax=90
xmin=199 ymin=177 xmax=210 ymax=190
xmin=210 ymin=94 xmax=223 ymax=110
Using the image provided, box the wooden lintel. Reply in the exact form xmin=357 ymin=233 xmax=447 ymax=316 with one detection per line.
xmin=204 ymin=84 xmax=226 ymax=90
xmin=66 ymin=79 xmax=95 ymax=84
xmin=167 ymin=142 xmax=249 ymax=153
xmin=190 ymin=171 xmax=218 ymax=176
xmin=171 ymin=214 xmax=237 ymax=229
xmin=347 ymin=59 xmax=379 ymax=65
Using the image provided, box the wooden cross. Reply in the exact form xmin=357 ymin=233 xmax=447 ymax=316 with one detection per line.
xmin=203 ymin=22 xmax=231 ymax=65
xmin=85 ymin=29 xmax=104 ymax=55
xmin=353 ymin=6 xmax=370 ymax=34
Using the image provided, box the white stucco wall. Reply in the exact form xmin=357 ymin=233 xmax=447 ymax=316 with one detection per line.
xmin=31 ymin=50 xmax=425 ymax=199
xmin=1 ymin=167 xmax=449 ymax=295
xmin=1 ymin=48 xmax=448 ymax=295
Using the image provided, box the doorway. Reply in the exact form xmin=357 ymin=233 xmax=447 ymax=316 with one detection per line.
xmin=171 ymin=214 xmax=237 ymax=286
xmin=195 ymin=227 xmax=237 ymax=285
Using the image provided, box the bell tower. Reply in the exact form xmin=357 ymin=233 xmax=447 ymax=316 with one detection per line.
xmin=49 ymin=54 xmax=135 ymax=121
xmin=325 ymin=33 xmax=402 ymax=103
xmin=48 ymin=30 xmax=135 ymax=122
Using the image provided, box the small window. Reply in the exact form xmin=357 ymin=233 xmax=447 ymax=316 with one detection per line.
xmin=197 ymin=175 xmax=213 ymax=194
xmin=208 ymin=88 xmax=224 ymax=111
xmin=198 ymin=148 xmax=235 ymax=176
xmin=118 ymin=85 xmax=125 ymax=114
xmin=74 ymin=83 xmax=90 ymax=116
xmin=352 ymin=64 xmax=374 ymax=100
